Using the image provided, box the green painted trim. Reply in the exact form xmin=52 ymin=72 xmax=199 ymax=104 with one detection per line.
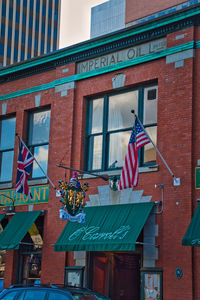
xmin=0 ymin=5 xmax=199 ymax=77
xmin=0 ymin=41 xmax=196 ymax=102
xmin=196 ymin=41 xmax=200 ymax=48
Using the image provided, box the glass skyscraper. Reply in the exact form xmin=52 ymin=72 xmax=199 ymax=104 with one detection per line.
xmin=0 ymin=0 xmax=61 ymax=67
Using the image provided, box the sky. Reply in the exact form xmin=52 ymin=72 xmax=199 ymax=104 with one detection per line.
xmin=59 ymin=0 xmax=106 ymax=49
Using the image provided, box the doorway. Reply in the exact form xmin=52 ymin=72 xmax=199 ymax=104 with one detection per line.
xmin=89 ymin=252 xmax=141 ymax=299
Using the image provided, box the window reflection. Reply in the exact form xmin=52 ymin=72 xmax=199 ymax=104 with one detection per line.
xmin=32 ymin=145 xmax=48 ymax=178
xmin=144 ymin=127 xmax=157 ymax=164
xmin=86 ymin=85 xmax=157 ymax=171
xmin=88 ymin=136 xmax=102 ymax=170
xmin=0 ymin=117 xmax=16 ymax=150
xmin=91 ymin=98 xmax=103 ymax=134
xmin=0 ymin=117 xmax=16 ymax=182
xmin=108 ymin=91 xmax=138 ymax=130
xmin=109 ymin=131 xmax=131 ymax=168
xmin=22 ymin=254 xmax=42 ymax=284
xmin=0 ymin=251 xmax=5 ymax=291
xmin=28 ymin=109 xmax=50 ymax=179
xmin=28 ymin=110 xmax=50 ymax=145
xmin=143 ymin=87 xmax=157 ymax=125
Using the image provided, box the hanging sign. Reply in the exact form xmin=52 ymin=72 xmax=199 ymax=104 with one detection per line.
xmin=57 ymin=172 xmax=89 ymax=223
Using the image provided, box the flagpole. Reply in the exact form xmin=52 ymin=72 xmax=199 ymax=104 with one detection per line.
xmin=131 ymin=110 xmax=180 ymax=186
xmin=16 ymin=133 xmax=56 ymax=189
xmin=56 ymin=164 xmax=109 ymax=181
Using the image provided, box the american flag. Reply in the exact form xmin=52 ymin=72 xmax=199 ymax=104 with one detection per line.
xmin=15 ymin=140 xmax=34 ymax=199
xmin=118 ymin=116 xmax=150 ymax=190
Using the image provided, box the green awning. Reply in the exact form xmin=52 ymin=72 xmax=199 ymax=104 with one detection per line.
xmin=0 ymin=211 xmax=41 ymax=250
xmin=182 ymin=203 xmax=200 ymax=246
xmin=54 ymin=202 xmax=154 ymax=252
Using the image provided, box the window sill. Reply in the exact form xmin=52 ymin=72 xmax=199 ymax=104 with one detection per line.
xmin=0 ymin=182 xmax=13 ymax=189
xmin=80 ymin=165 xmax=159 ymax=180
xmin=28 ymin=178 xmax=48 ymax=185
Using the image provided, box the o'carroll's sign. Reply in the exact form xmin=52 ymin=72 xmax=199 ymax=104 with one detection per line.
xmin=68 ymin=225 xmax=131 ymax=241
xmin=77 ymin=38 xmax=166 ymax=74
xmin=0 ymin=185 xmax=49 ymax=207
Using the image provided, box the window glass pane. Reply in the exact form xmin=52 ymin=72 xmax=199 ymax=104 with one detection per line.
xmin=90 ymin=98 xmax=103 ymax=134
xmin=0 ymin=117 xmax=16 ymax=150
xmin=143 ymin=87 xmax=157 ymax=125
xmin=32 ymin=145 xmax=48 ymax=178
xmin=29 ymin=110 xmax=50 ymax=145
xmin=0 ymin=151 xmax=14 ymax=182
xmin=144 ymin=126 xmax=157 ymax=164
xmin=22 ymin=254 xmax=42 ymax=285
xmin=108 ymin=91 xmax=138 ymax=130
xmin=88 ymin=136 xmax=102 ymax=170
xmin=0 ymin=251 xmax=5 ymax=292
xmin=109 ymin=131 xmax=131 ymax=168
xmin=23 ymin=290 xmax=46 ymax=300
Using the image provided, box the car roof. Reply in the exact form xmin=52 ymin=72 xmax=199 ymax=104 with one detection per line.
xmin=0 ymin=284 xmax=73 ymax=299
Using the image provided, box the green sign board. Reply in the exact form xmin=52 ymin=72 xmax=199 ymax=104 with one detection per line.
xmin=0 ymin=185 xmax=49 ymax=207
xmin=195 ymin=168 xmax=200 ymax=189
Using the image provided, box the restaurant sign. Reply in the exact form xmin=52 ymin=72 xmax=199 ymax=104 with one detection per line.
xmin=68 ymin=225 xmax=131 ymax=241
xmin=0 ymin=185 xmax=49 ymax=207
xmin=77 ymin=38 xmax=166 ymax=74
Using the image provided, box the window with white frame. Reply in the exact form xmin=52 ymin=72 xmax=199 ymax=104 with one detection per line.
xmin=85 ymin=85 xmax=157 ymax=172
xmin=0 ymin=116 xmax=16 ymax=182
xmin=27 ymin=108 xmax=51 ymax=179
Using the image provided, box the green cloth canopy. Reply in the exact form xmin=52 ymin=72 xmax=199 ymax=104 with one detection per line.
xmin=182 ymin=203 xmax=200 ymax=246
xmin=0 ymin=211 xmax=41 ymax=250
xmin=54 ymin=202 xmax=154 ymax=252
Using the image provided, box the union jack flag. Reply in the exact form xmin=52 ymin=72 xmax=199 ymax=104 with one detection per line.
xmin=118 ymin=116 xmax=150 ymax=190
xmin=15 ymin=140 xmax=34 ymax=199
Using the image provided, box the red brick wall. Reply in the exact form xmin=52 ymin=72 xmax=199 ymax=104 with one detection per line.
xmin=74 ymin=26 xmax=195 ymax=299
xmin=0 ymin=24 xmax=198 ymax=300
xmin=126 ymin=0 xmax=187 ymax=25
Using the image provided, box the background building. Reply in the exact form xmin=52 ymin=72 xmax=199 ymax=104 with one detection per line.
xmin=90 ymin=0 xmax=125 ymax=39
xmin=0 ymin=0 xmax=61 ymax=67
xmin=91 ymin=0 xmax=200 ymax=38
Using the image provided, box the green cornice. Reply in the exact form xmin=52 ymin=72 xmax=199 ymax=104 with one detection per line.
xmin=0 ymin=5 xmax=200 ymax=77
xmin=0 ymin=40 xmax=197 ymax=102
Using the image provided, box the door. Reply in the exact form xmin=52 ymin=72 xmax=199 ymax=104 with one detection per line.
xmin=89 ymin=252 xmax=141 ymax=299
xmin=113 ymin=253 xmax=140 ymax=300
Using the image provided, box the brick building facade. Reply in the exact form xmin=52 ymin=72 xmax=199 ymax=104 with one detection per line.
xmin=0 ymin=2 xmax=199 ymax=300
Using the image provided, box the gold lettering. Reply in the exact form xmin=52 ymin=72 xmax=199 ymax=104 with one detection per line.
xmin=33 ymin=188 xmax=41 ymax=202
xmin=0 ymin=194 xmax=4 ymax=205
xmin=11 ymin=191 xmax=15 ymax=201
xmin=42 ymin=187 xmax=48 ymax=201
xmin=20 ymin=193 xmax=28 ymax=203
xmin=5 ymin=192 xmax=12 ymax=204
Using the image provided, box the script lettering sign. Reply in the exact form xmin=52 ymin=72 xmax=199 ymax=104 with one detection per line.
xmin=69 ymin=225 xmax=131 ymax=241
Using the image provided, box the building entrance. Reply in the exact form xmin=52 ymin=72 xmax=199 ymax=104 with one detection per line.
xmin=89 ymin=252 xmax=141 ymax=300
